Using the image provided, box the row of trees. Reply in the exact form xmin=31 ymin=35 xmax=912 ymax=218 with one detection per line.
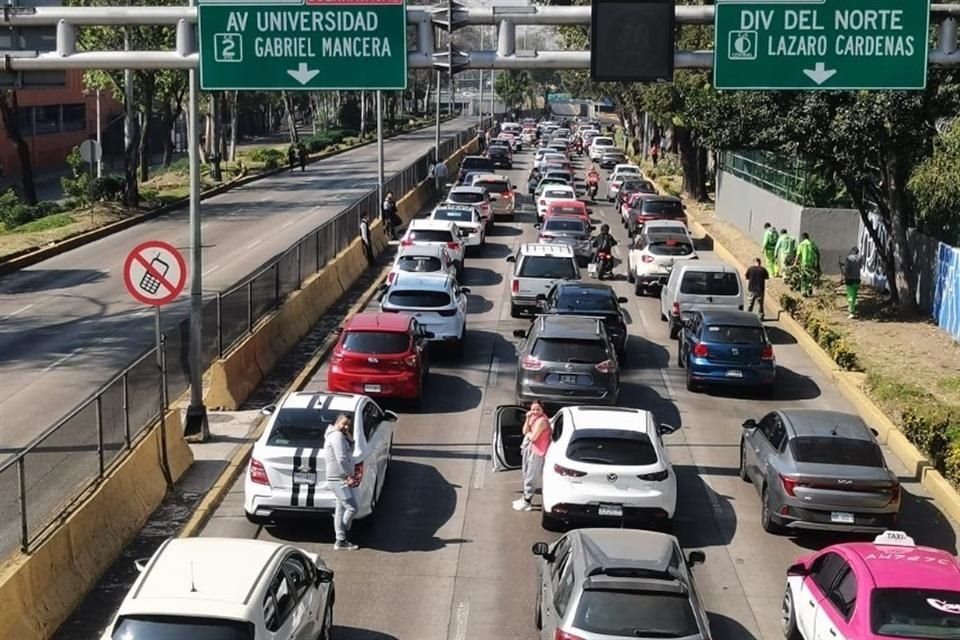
xmin=554 ymin=0 xmax=960 ymax=316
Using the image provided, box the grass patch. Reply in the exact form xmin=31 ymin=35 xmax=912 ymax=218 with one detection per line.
xmin=8 ymin=212 xmax=75 ymax=234
xmin=938 ymin=376 xmax=960 ymax=395
xmin=865 ymin=371 xmax=928 ymax=408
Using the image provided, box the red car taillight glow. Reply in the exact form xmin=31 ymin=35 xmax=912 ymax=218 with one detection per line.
xmin=692 ymin=343 xmax=709 ymax=358
xmin=641 ymin=255 xmax=655 ymax=263
xmin=553 ymin=464 xmax=586 ymax=478
xmin=512 ymin=279 xmax=519 ymax=294
xmin=672 ymin=302 xmax=681 ymax=316
xmin=781 ymin=474 xmax=800 ymax=497
xmin=521 ymin=355 xmax=543 ymax=370
xmin=761 ymin=344 xmax=775 ymax=360
xmin=329 ymin=352 xmax=344 ymax=365
xmin=403 ymin=354 xmax=419 ymax=369
xmin=249 ymin=458 xmax=270 ymax=486
xmin=400 ymin=239 xmax=413 ymax=246
xmin=447 ymin=242 xmax=461 ymax=250
xmin=595 ymin=359 xmax=615 ymax=373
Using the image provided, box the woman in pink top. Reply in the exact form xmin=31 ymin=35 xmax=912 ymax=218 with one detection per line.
xmin=512 ymin=400 xmax=552 ymax=512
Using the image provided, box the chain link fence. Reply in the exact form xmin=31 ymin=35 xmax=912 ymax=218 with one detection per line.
xmin=0 ymin=122 xmax=484 ymax=559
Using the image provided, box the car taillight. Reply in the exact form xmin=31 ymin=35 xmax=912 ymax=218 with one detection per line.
xmin=641 ymin=255 xmax=655 ymax=263
xmin=761 ymin=344 xmax=775 ymax=361
xmin=512 ymin=279 xmax=519 ymax=294
xmin=521 ymin=355 xmax=543 ymax=370
xmin=504 ymin=191 xmax=514 ymax=199
xmin=554 ymin=630 xmax=586 ymax=640
xmin=403 ymin=354 xmax=418 ymax=368
xmin=595 ymin=359 xmax=615 ymax=373
xmin=780 ymin=474 xmax=800 ymax=497
xmin=880 ymin=483 xmax=901 ymax=503
xmin=638 ymin=470 xmax=669 ymax=481
xmin=447 ymin=242 xmax=461 ymax=250
xmin=692 ymin=343 xmax=709 ymax=358
xmin=387 ymin=272 xmax=397 ymax=284
xmin=330 ymin=351 xmax=344 ymax=365
xmin=671 ymin=302 xmax=680 ymax=316
xmin=539 ymin=199 xmax=546 ymax=205
xmin=400 ymin=239 xmax=413 ymax=246
xmin=553 ymin=464 xmax=586 ymax=478
xmin=249 ymin=458 xmax=270 ymax=486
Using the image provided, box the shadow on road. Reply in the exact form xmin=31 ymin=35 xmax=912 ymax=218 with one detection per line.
xmin=673 ymin=467 xmax=738 ymax=549
xmin=707 ymin=613 xmax=761 ymax=640
xmin=333 ymin=628 xmax=399 ymax=640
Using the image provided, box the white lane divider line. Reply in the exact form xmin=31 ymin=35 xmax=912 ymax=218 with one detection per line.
xmin=246 ymin=239 xmax=262 ymax=250
xmin=43 ymin=346 xmax=84 ymax=372
xmin=696 ymin=462 xmax=727 ymax=518
xmin=657 ymin=366 xmax=676 ymax=401
xmin=486 ymin=355 xmax=501 ymax=388
xmin=453 ymin=601 xmax=470 ymax=640
xmin=203 ymin=264 xmax=221 ymax=277
xmin=472 ymin=448 xmax=487 ymax=490
xmin=281 ymin=219 xmax=297 ymax=229
xmin=2 ymin=302 xmax=34 ymax=320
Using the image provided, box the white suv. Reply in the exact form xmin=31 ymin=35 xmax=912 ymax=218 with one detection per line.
xmin=101 ymin=537 xmax=334 ymax=640
xmin=379 ymin=272 xmax=469 ymax=353
xmin=588 ymin=136 xmax=615 ymax=161
xmin=541 ymin=406 xmax=679 ymax=531
xmin=401 ymin=219 xmax=466 ymax=276
xmin=626 ymin=220 xmax=699 ymax=296
xmin=505 ymin=243 xmax=580 ymax=317
xmin=429 ymin=204 xmax=485 ymax=247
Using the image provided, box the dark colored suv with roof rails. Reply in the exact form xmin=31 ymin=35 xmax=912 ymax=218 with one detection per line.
xmin=457 ymin=156 xmax=496 ymax=184
xmin=536 ymin=282 xmax=629 ymax=359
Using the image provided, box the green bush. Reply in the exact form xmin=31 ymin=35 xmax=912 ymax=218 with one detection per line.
xmin=61 ymin=147 xmax=90 ymax=203
xmin=245 ymin=147 xmax=285 ymax=166
xmin=92 ymin=175 xmax=125 ymax=201
xmin=946 ymin=442 xmax=960 ymax=486
xmin=780 ymin=294 xmax=860 ymax=371
xmin=902 ymin=404 xmax=960 ymax=475
xmin=0 ymin=189 xmax=65 ymax=229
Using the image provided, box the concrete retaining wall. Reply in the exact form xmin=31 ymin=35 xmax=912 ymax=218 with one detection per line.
xmin=0 ymin=414 xmax=193 ymax=640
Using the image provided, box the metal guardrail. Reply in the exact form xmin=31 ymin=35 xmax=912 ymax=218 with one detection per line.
xmin=0 ymin=121 xmax=486 ymax=558
xmin=719 ymin=150 xmax=813 ymax=206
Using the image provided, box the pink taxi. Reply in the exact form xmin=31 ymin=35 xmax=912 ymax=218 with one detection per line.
xmin=782 ymin=531 xmax=960 ymax=640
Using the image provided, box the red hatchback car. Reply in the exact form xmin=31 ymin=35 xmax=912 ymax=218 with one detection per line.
xmin=328 ymin=312 xmax=431 ymax=403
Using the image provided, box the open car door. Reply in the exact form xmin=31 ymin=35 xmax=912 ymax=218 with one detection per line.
xmin=491 ymin=405 xmax=526 ymax=471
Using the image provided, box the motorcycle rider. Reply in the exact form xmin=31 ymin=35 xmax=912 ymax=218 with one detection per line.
xmin=586 ymin=164 xmax=600 ymax=199
xmin=592 ymin=223 xmax=617 ymax=278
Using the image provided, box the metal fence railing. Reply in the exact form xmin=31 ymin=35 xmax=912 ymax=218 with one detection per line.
xmin=0 ymin=120 xmax=487 ymax=559
xmin=719 ymin=150 xmax=811 ymax=204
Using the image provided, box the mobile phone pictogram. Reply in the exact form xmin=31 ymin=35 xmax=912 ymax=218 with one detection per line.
xmin=139 ymin=253 xmax=170 ymax=295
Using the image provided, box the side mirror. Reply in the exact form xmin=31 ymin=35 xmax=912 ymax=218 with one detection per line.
xmin=531 ymin=541 xmax=552 ymax=559
xmin=742 ymin=419 xmax=758 ymax=430
xmin=870 ymin=428 xmax=880 ymax=437
xmin=617 ymin=297 xmax=628 ymax=304
xmin=334 ymin=327 xmax=344 ymax=335
xmin=512 ymin=184 xmax=518 ymax=189
xmin=315 ymin=567 xmax=335 ymax=584
xmin=505 ymin=255 xmax=517 ymax=263
xmin=460 ymin=287 xmax=471 ymax=294
xmin=534 ymin=223 xmax=541 ymax=229
xmin=383 ymin=410 xmax=399 ymax=422
xmin=261 ymin=404 xmax=276 ymax=416
xmin=658 ymin=423 xmax=679 ymax=435
xmin=786 ymin=562 xmax=808 ymax=577
xmin=513 ymin=329 xmax=527 ymax=339
xmin=687 ymin=550 xmax=706 ymax=567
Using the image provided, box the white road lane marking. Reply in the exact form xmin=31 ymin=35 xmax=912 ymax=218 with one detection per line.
xmin=42 ymin=346 xmax=84 ymax=372
xmin=246 ymin=239 xmax=262 ymax=249
xmin=1 ymin=303 xmax=34 ymax=320
xmin=452 ymin=601 xmax=470 ymax=640
xmin=696 ymin=462 xmax=727 ymax=517
xmin=203 ymin=264 xmax=221 ymax=277
xmin=486 ymin=355 xmax=500 ymax=388
xmin=281 ymin=219 xmax=297 ymax=229
xmin=472 ymin=448 xmax=487 ymax=490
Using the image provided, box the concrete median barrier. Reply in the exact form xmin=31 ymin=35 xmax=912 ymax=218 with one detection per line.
xmin=0 ymin=412 xmax=192 ymax=640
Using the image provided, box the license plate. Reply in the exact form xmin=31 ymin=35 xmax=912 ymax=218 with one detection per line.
xmin=293 ymin=471 xmax=316 ymax=485
xmin=587 ymin=263 xmax=598 ymax=274
xmin=364 ymin=384 xmax=382 ymax=393
xmin=726 ymin=370 xmax=743 ymax=378
xmin=560 ymin=374 xmax=578 ymax=385
xmin=598 ymin=504 xmax=623 ymax=517
xmin=831 ymin=511 xmax=854 ymax=524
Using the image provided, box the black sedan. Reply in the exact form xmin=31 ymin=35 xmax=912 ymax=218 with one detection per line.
xmin=534 ymin=282 xmax=629 ymax=359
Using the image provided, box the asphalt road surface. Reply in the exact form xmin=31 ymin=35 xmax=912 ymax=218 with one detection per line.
xmin=0 ymin=117 xmax=475 ymax=458
xmin=189 ymin=152 xmax=959 ymax=639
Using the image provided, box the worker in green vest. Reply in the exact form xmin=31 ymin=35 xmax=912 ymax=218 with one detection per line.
xmin=773 ymin=228 xmax=796 ymax=278
xmin=795 ymin=232 xmax=821 ymax=297
xmin=761 ymin=222 xmax=778 ymax=274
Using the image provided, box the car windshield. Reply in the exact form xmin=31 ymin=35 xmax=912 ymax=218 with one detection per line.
xmin=550 ymin=206 xmax=586 ymax=216
xmin=532 ymin=338 xmax=606 ymax=363
xmin=476 ymin=180 xmax=510 ymax=194
xmin=433 ymin=209 xmax=474 ymax=222
xmin=266 ymin=408 xmax=342 ymax=447
xmin=112 ymin=616 xmax=255 ymax=640
xmin=871 ymin=588 xmax=960 ymax=639
xmin=407 ymin=229 xmax=454 ymax=243
xmin=396 ymin=255 xmax=443 ymax=272
xmin=624 ymin=181 xmax=656 ymax=193
xmin=342 ymin=331 xmax=410 ymax=354
xmin=603 ymin=154 xmax=627 ymax=162
xmin=680 ymin=272 xmax=740 ymax=296
xmin=616 ymin=167 xmax=640 ymax=175
xmin=518 ymin=256 xmax=578 ymax=279
xmin=449 ymin=192 xmax=485 ymax=204
xmin=544 ymin=190 xmax=573 ymax=200
xmin=704 ymin=324 xmax=765 ymax=345
xmin=573 ymin=590 xmax=699 ymax=638
xmin=544 ymin=219 xmax=588 ymax=233
xmin=790 ymin=436 xmax=885 ymax=467
xmin=648 ymin=239 xmax=694 ymax=256
xmin=462 ymin=158 xmax=493 ymax=170
xmin=644 ymin=200 xmax=685 ymax=216
xmin=554 ymin=291 xmax=618 ymax=312
xmin=387 ymin=290 xmax=452 ymax=308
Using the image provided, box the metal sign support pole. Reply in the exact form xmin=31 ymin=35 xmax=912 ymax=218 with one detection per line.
xmin=376 ymin=90 xmax=384 ymax=207
xmin=184 ymin=7 xmax=209 ymax=440
xmin=434 ymin=69 xmax=441 ymax=155
xmin=96 ymin=89 xmax=103 ymax=178
xmin=155 ymin=306 xmax=173 ymax=487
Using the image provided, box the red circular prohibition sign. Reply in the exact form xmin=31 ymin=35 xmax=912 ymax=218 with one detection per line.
xmin=123 ymin=240 xmax=188 ymax=306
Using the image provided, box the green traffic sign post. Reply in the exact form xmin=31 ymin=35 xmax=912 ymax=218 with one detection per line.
xmin=198 ymin=0 xmax=407 ymax=91
xmin=714 ymin=0 xmax=931 ymax=90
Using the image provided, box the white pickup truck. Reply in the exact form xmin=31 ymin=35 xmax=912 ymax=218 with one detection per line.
xmin=505 ymin=243 xmax=581 ymax=318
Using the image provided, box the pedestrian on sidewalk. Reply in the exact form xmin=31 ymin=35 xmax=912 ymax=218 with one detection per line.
xmin=323 ymin=414 xmax=360 ymax=551
xmin=298 ymin=144 xmax=307 ymax=172
xmin=287 ymin=145 xmax=297 ymax=173
xmin=512 ymin=400 xmax=552 ymax=512
xmin=650 ymin=141 xmax=661 ymax=166
xmin=761 ymin=222 xmax=778 ymax=273
xmin=477 ymin=128 xmax=486 ymax=152
xmin=382 ymin=190 xmax=399 ymax=240
xmin=745 ymin=257 xmax=769 ymax=320
xmin=773 ymin=228 xmax=796 ymax=278
xmin=795 ymin=232 xmax=821 ymax=297
xmin=842 ymin=247 xmax=862 ymax=318
xmin=433 ymin=159 xmax=448 ymax=194
xmin=360 ymin=214 xmax=373 ymax=265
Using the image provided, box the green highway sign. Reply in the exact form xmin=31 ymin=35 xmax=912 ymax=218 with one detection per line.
xmin=714 ymin=0 xmax=931 ymax=90
xmin=198 ymin=0 xmax=407 ymax=91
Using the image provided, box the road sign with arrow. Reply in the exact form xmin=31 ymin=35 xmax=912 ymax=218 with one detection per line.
xmin=198 ymin=0 xmax=407 ymax=91
xmin=713 ymin=0 xmax=930 ymax=91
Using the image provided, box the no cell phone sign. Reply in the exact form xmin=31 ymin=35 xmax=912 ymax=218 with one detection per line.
xmin=123 ymin=240 xmax=187 ymax=306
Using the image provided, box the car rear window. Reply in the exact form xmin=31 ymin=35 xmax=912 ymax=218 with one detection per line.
xmin=544 ymin=219 xmax=588 ymax=233
xmin=407 ymin=229 xmax=454 ymax=243
xmin=643 ymin=200 xmax=685 ymax=216
xmin=566 ymin=432 xmax=658 ymax=466
xmin=549 ymin=206 xmax=586 ymax=216
xmin=554 ymin=291 xmax=617 ymax=313
xmin=648 ymin=239 xmax=694 ymax=256
xmin=342 ymin=331 xmax=410 ymax=354
xmin=704 ymin=325 xmax=764 ymax=344
xmin=532 ymin=338 xmax=606 ymax=363
xmin=544 ymin=189 xmax=574 ymax=199
xmin=112 ymin=616 xmax=255 ymax=640
xmin=790 ymin=436 xmax=885 ymax=467
xmin=871 ymin=588 xmax=960 ymax=639
xmin=266 ymin=408 xmax=342 ymax=448
xmin=462 ymin=158 xmax=494 ymax=171
xmin=396 ymin=255 xmax=443 ymax=273
xmin=387 ymin=290 xmax=452 ymax=308
xmin=624 ymin=180 xmax=656 ymax=193
xmin=433 ymin=208 xmax=474 ymax=222
xmin=573 ymin=591 xmax=699 ymax=638
xmin=449 ymin=192 xmax=485 ymax=204
xmin=518 ymin=256 xmax=578 ymax=279
xmin=680 ymin=271 xmax=740 ymax=296
xmin=593 ymin=137 xmax=614 ymax=146
xmin=475 ymin=180 xmax=510 ymax=194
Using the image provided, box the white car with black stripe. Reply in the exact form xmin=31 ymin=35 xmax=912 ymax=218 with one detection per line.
xmin=244 ymin=392 xmax=398 ymax=525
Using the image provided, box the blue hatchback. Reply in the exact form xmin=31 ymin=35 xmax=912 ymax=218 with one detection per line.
xmin=677 ymin=309 xmax=776 ymax=394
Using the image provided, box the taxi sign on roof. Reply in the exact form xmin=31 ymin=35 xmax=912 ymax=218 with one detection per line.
xmin=873 ymin=530 xmax=916 ymax=547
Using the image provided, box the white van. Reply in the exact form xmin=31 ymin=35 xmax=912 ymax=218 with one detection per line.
xmin=660 ymin=262 xmax=745 ymax=339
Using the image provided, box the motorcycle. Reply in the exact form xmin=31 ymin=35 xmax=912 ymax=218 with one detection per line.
xmin=586 ymin=175 xmax=599 ymax=201
xmin=592 ymin=251 xmax=614 ymax=280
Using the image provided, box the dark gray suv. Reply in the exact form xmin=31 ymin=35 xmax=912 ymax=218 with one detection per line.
xmin=513 ymin=316 xmax=621 ymax=407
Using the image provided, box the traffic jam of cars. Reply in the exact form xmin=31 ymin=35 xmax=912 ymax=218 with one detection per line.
xmin=97 ymin=119 xmax=959 ymax=640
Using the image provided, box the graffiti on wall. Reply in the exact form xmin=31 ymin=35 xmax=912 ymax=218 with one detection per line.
xmin=934 ymin=243 xmax=960 ymax=341
xmin=858 ymin=213 xmax=889 ymax=291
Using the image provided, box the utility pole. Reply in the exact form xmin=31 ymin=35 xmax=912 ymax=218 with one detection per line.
xmin=376 ymin=90 xmax=384 ymax=208
xmin=95 ymin=89 xmax=102 ymax=178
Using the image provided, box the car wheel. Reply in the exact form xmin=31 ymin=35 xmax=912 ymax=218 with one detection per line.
xmin=781 ymin=586 xmax=802 ymax=640
xmin=626 ymin=268 xmax=635 ymax=284
xmin=669 ymin=323 xmax=680 ymax=340
xmin=660 ymin=307 xmax=667 ymax=321
xmin=761 ymin=486 xmax=783 ymax=534
xmin=685 ymin=368 xmax=697 ymax=392
xmin=738 ymin=441 xmax=751 ymax=482
xmin=541 ymin=511 xmax=564 ymax=532
xmin=318 ymin=598 xmax=334 ymax=640
xmin=677 ymin=343 xmax=684 ymax=368
xmin=510 ymin=303 xmax=522 ymax=319
xmin=635 ymin=282 xmax=644 ymax=297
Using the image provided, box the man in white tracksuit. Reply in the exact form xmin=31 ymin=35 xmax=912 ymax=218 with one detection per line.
xmin=324 ymin=414 xmax=359 ymax=550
